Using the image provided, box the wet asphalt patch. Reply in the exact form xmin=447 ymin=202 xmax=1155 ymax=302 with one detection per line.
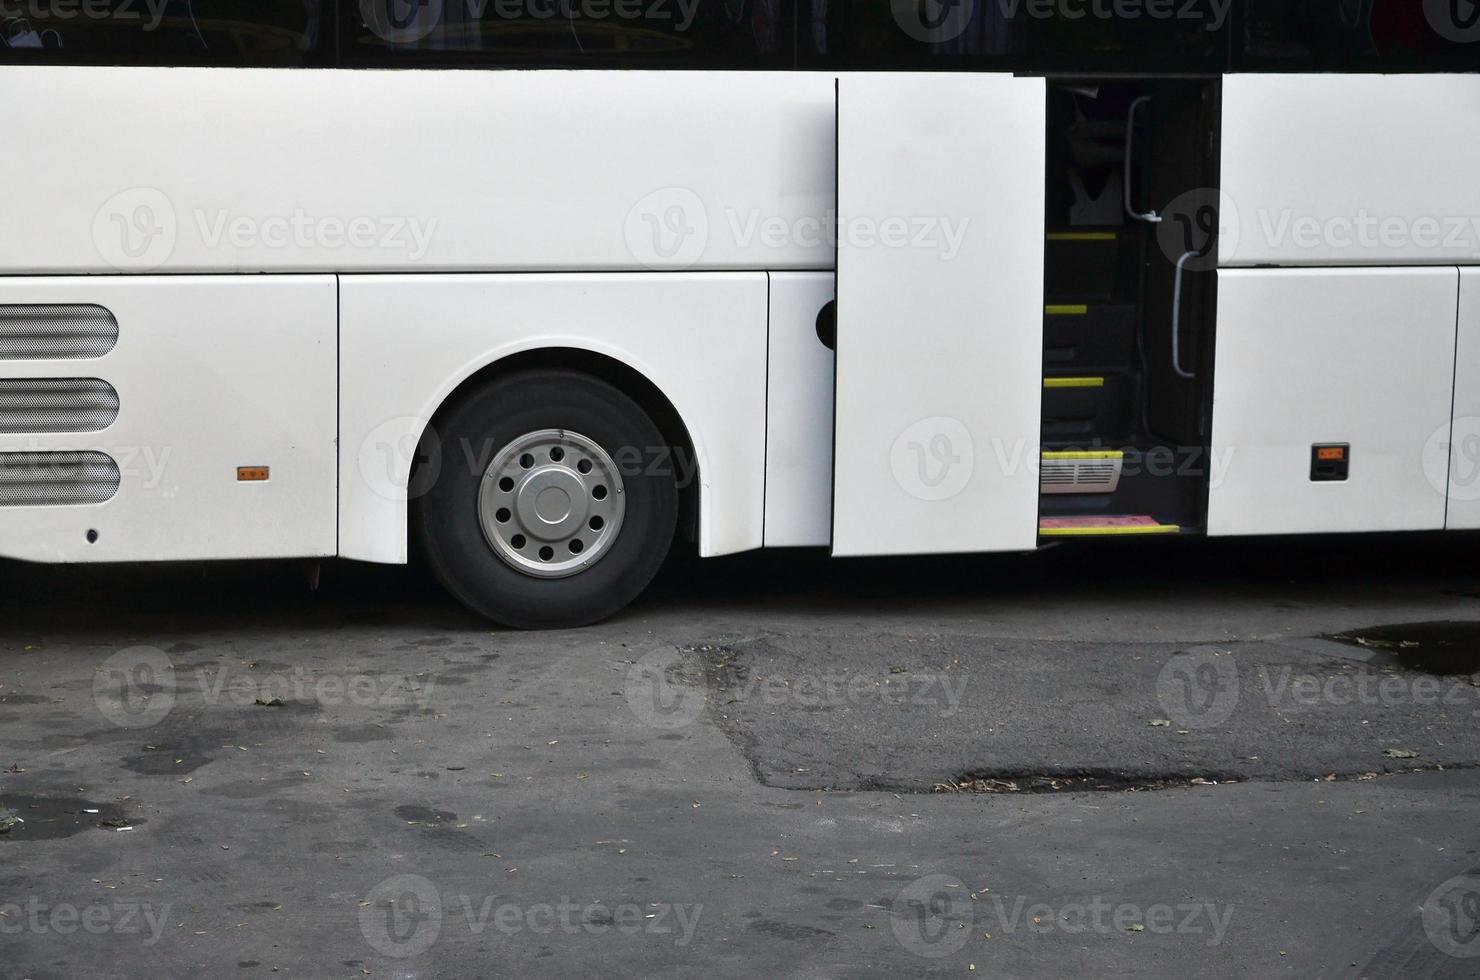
xmin=0 ymin=795 xmax=134 ymax=842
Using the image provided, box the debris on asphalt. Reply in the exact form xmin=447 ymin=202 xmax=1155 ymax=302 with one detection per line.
xmin=1149 ymin=719 xmax=1172 ymax=728
xmin=935 ymin=773 xmax=1239 ymax=794
xmin=0 ymin=807 xmax=21 ymax=833
xmin=254 ymin=697 xmax=285 ymax=707
xmin=1383 ymin=749 xmax=1420 ymax=759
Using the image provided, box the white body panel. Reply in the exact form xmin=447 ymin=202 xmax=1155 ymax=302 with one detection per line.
xmin=1221 ymin=74 xmax=1480 ymax=268
xmin=1208 ymin=268 xmax=1458 ymax=537
xmin=3 ymin=67 xmax=1476 ymax=571
xmin=1447 ymin=270 xmax=1480 ymax=530
xmin=0 ymin=277 xmax=337 ymax=562
xmin=338 ymin=273 xmax=769 ymax=564
xmin=0 ymin=67 xmax=838 ymax=275
xmin=764 ymin=273 xmax=836 ymax=548
xmin=832 ymin=74 xmax=1046 ymax=557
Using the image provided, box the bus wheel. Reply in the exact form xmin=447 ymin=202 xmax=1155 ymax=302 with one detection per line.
xmin=415 ymin=369 xmax=678 ymax=629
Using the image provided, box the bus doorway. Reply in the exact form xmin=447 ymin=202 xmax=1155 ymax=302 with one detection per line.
xmin=1039 ymin=79 xmax=1223 ymax=539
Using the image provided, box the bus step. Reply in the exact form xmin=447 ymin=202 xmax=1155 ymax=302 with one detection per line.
xmin=1038 ymin=516 xmax=1181 ymax=537
xmin=1040 ymin=450 xmax=1123 ymax=495
xmin=1045 ymin=230 xmax=1128 ymax=299
xmin=1042 ymin=374 xmax=1132 ymax=442
xmin=1043 ymin=303 xmax=1137 ymax=368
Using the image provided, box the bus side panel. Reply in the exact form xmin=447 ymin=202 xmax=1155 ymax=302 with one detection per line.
xmin=1208 ymin=268 xmax=1457 ymax=538
xmin=338 ymin=273 xmax=769 ymax=564
xmin=0 ymin=67 xmax=837 ymax=276
xmin=1446 ymin=270 xmax=1480 ymax=530
xmin=764 ymin=273 xmax=835 ymax=549
xmin=1221 ymin=74 xmax=1480 ymax=268
xmin=0 ymin=276 xmax=337 ymax=562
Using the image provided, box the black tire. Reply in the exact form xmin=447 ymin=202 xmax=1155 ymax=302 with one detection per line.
xmin=414 ymin=369 xmax=678 ymax=629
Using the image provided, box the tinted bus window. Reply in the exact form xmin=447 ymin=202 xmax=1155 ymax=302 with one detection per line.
xmin=343 ymin=0 xmax=792 ymax=68
xmin=1236 ymin=0 xmax=1480 ymax=70
xmin=799 ymin=0 xmax=1229 ymax=73
xmin=0 ymin=0 xmax=326 ymax=66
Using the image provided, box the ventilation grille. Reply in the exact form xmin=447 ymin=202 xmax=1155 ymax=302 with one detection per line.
xmin=0 ymin=451 xmax=120 ymax=506
xmin=0 ymin=379 xmax=120 ymax=433
xmin=0 ymin=305 xmax=119 ymax=360
xmin=1041 ymin=455 xmax=1123 ymax=495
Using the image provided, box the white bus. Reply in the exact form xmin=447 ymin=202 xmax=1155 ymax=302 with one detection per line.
xmin=1 ymin=1 xmax=1478 ymax=627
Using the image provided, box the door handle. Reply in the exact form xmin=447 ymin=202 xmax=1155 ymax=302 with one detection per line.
xmin=1171 ymin=250 xmax=1200 ymax=380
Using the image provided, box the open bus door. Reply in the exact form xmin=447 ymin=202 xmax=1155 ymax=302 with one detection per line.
xmin=831 ymin=74 xmax=1047 ymax=557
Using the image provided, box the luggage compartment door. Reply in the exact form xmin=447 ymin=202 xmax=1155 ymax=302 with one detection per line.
xmin=1208 ymin=268 xmax=1458 ymax=537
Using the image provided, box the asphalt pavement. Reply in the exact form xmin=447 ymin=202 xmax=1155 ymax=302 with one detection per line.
xmin=3 ymin=534 xmax=1480 ymax=978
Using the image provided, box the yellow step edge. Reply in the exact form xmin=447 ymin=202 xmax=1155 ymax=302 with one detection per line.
xmin=1043 ymin=377 xmax=1104 ymax=389
xmin=1040 ymin=524 xmax=1182 ymax=538
xmin=1045 ymin=304 xmax=1089 ymax=316
xmin=1041 ymin=450 xmax=1125 ymax=460
xmin=1047 ymin=232 xmax=1118 ymax=242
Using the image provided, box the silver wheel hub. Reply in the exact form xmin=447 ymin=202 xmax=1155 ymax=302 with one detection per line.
xmin=478 ymin=429 xmax=625 ymax=579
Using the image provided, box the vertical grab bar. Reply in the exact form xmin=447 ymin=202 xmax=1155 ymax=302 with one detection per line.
xmin=1171 ymin=251 xmax=1201 ymax=380
xmin=1124 ymin=97 xmax=1161 ymax=225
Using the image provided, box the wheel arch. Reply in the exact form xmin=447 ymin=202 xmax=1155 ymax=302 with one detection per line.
xmin=410 ymin=346 xmax=702 ymax=547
